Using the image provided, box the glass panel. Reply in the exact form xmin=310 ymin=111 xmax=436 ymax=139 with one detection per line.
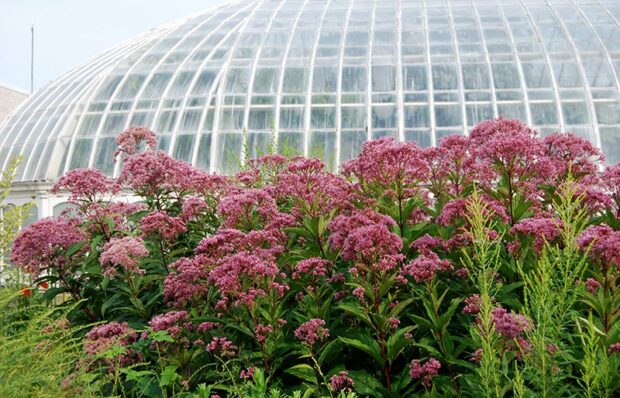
xmin=173 ymin=134 xmax=195 ymax=162
xmin=101 ymin=113 xmax=128 ymax=135
xmin=142 ymin=73 xmax=172 ymax=98
xmin=69 ymin=138 xmax=93 ymax=169
xmin=403 ymin=65 xmax=427 ymax=91
xmin=462 ymin=64 xmax=489 ymax=89
xmin=312 ymin=66 xmax=338 ymax=92
xmin=562 ymin=102 xmax=589 ymax=125
xmin=278 ymin=132 xmax=303 ymax=155
xmin=340 ymin=130 xmax=366 ymax=163
xmin=180 ymin=110 xmax=202 ymax=132
xmin=78 ymin=114 xmax=102 ymax=136
xmin=280 ymin=108 xmax=305 ymax=130
xmin=492 ymin=64 xmax=520 ymax=89
xmin=497 ymin=103 xmax=526 ymax=120
xmin=225 ymin=68 xmax=250 ymax=93
xmin=530 ymin=102 xmax=558 ymax=124
xmin=435 ymin=105 xmax=462 ymax=127
xmin=372 ymin=106 xmax=397 ymax=129
xmin=553 ymin=62 xmax=582 ymax=87
xmin=600 ymin=127 xmax=620 ymax=164
xmin=595 ymin=102 xmax=620 ymax=124
xmin=195 ymin=134 xmax=212 ymax=171
xmin=117 ymin=74 xmax=146 ymax=98
xmin=404 ymin=106 xmax=429 ymax=128
xmin=372 ymin=66 xmax=396 ymax=91
xmin=217 ymin=133 xmax=243 ymax=174
xmin=157 ymin=111 xmax=178 ymax=132
xmin=309 ymin=131 xmax=336 ymax=170
xmin=253 ymin=68 xmax=279 ymax=94
xmin=22 ymin=204 xmax=38 ymax=228
xmin=466 ymin=103 xmax=494 ymax=125
xmin=248 ymin=108 xmax=274 ymax=130
xmin=341 ymin=107 xmax=366 ymax=129
xmin=247 ymin=132 xmax=272 ymax=159
xmin=311 ymin=107 xmax=336 ymax=129
xmin=93 ymin=137 xmax=116 ymax=176
xmin=522 ymin=63 xmax=552 ymax=88
xmin=283 ymin=67 xmax=308 ymax=93
xmin=220 ymin=109 xmax=245 ymax=130
xmin=342 ymin=67 xmax=367 ymax=92
xmin=191 ymin=70 xmax=218 ymax=95
xmin=432 ymin=65 xmax=458 ymax=90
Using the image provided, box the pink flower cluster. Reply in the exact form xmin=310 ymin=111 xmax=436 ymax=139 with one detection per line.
xmin=52 ymin=168 xmax=120 ymax=204
xmin=114 ymin=126 xmax=157 ymax=157
xmin=511 ymin=217 xmax=562 ymax=252
xmin=409 ymin=358 xmax=441 ymax=387
xmin=140 ymin=211 xmax=187 ymax=241
xmin=205 ymin=336 xmax=237 ymax=357
xmin=492 ymin=307 xmax=532 ymax=339
xmin=463 ymin=294 xmax=482 ymax=314
xmin=402 ymin=252 xmax=452 ymax=283
xmin=217 ymin=188 xmax=294 ymax=232
xmin=577 ymin=224 xmax=620 ymax=269
xmin=164 ymin=256 xmax=211 ymax=308
xmin=330 ymin=371 xmax=354 ymax=393
xmin=342 ymin=137 xmax=429 ymax=199
xmin=292 ymin=258 xmax=331 ymax=280
xmin=148 ymin=311 xmax=191 ymax=339
xmin=294 ymin=318 xmax=329 ymax=347
xmin=83 ymin=322 xmax=140 ymax=369
xmin=208 ymin=252 xmax=286 ymax=308
xmin=11 ymin=218 xmax=85 ymax=276
xmin=99 ymin=236 xmax=148 ymax=277
xmin=340 ymin=223 xmax=404 ymax=271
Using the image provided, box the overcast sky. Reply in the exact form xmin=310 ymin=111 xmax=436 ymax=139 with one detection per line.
xmin=0 ymin=0 xmax=230 ymax=93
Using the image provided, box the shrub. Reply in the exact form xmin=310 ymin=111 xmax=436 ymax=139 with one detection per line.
xmin=8 ymin=120 xmax=620 ymax=397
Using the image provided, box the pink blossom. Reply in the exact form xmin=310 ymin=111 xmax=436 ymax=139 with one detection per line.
xmin=140 ymin=211 xmax=187 ymax=241
xmin=577 ymin=224 xmax=620 ymax=269
xmin=148 ymin=311 xmax=191 ymax=339
xmin=511 ymin=217 xmax=562 ymax=252
xmin=492 ymin=307 xmax=532 ymax=339
xmin=114 ymin=126 xmax=157 ymax=157
xmin=294 ymin=318 xmax=329 ymax=347
xmin=205 ymin=337 xmax=237 ymax=357
xmin=609 ymin=343 xmax=620 ymax=354
xmin=352 ymin=287 xmax=365 ymax=301
xmin=402 ymin=252 xmax=451 ymax=283
xmin=52 ymin=169 xmax=120 ymax=203
xmin=292 ymin=258 xmax=331 ymax=280
xmin=164 ymin=256 xmax=211 ymax=308
xmin=542 ymin=132 xmax=603 ymax=180
xmin=602 ymin=164 xmax=620 ymax=217
xmin=255 ymin=324 xmax=273 ymax=344
xmin=409 ymin=358 xmax=441 ymax=387
xmin=217 ymin=188 xmax=294 ymax=232
xmin=181 ymin=197 xmax=208 ymax=221
xmin=330 ymin=371 xmax=354 ymax=393
xmin=388 ymin=317 xmax=400 ymax=329
xmin=84 ymin=201 xmax=146 ymax=237
xmin=411 ymin=234 xmax=444 ymax=254
xmin=463 ymin=294 xmax=482 ymax=314
xmin=84 ymin=322 xmax=140 ymax=369
xmin=328 ymin=209 xmax=396 ymax=251
xmin=11 ymin=218 xmax=85 ymax=276
xmin=196 ymin=228 xmax=285 ymax=261
xmin=341 ymin=223 xmax=404 ymax=271
xmin=198 ymin=322 xmax=219 ymax=332
xmin=208 ymin=252 xmax=285 ymax=307
xmin=99 ymin=236 xmax=148 ymax=277
xmin=240 ymin=367 xmax=256 ymax=380
xmin=585 ymin=278 xmax=601 ymax=293
xmin=342 ymin=137 xmax=429 ymax=199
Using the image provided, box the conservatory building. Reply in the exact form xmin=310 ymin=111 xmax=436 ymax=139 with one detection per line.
xmin=1 ymin=0 xmax=620 ymax=221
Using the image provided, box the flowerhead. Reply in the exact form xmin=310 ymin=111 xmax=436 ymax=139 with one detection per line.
xmin=409 ymin=358 xmax=441 ymax=387
xmin=294 ymin=318 xmax=329 ymax=347
xmin=100 ymin=236 xmax=148 ymax=277
xmin=330 ymin=371 xmax=354 ymax=393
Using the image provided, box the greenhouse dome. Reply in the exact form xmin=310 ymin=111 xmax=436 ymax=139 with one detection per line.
xmin=1 ymin=0 xmax=620 ymax=187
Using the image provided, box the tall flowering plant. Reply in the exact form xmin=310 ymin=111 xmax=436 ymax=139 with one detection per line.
xmin=9 ymin=120 xmax=620 ymax=397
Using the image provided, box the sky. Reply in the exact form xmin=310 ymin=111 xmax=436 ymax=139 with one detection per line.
xmin=0 ymin=0 xmax=230 ymax=93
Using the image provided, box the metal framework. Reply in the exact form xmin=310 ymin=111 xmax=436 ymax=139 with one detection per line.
xmin=1 ymin=0 xmax=620 ymax=182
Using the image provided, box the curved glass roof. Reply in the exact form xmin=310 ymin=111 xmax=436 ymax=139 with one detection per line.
xmin=2 ymin=0 xmax=620 ymax=182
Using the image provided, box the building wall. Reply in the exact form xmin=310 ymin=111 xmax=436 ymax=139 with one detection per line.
xmin=0 ymin=85 xmax=28 ymax=125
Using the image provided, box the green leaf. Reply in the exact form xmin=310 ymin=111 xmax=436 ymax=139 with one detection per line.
xmin=387 ymin=326 xmax=416 ymax=362
xmin=160 ymin=365 xmax=178 ymax=387
xmin=337 ymin=301 xmax=373 ymax=328
xmin=285 ymin=364 xmax=317 ymax=384
xmin=150 ymin=330 xmax=175 ymax=343
xmin=340 ymin=334 xmax=383 ymax=365
xmin=348 ymin=370 xmax=386 ymax=398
